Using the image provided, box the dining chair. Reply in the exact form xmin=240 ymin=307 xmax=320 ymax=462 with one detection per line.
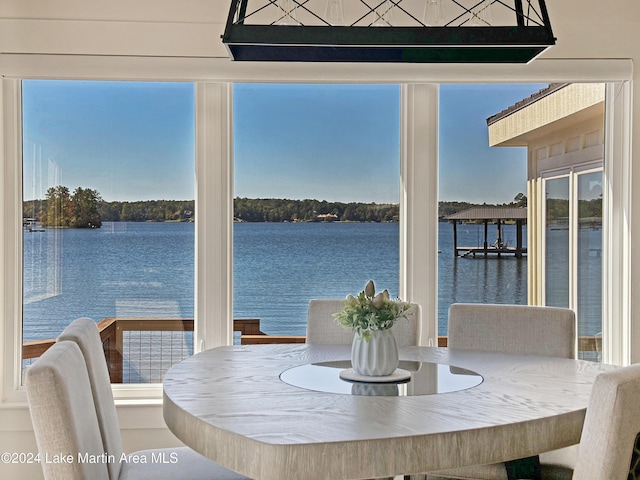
xmin=426 ymin=303 xmax=577 ymax=480
xmin=305 ymin=298 xmax=421 ymax=347
xmin=568 ymin=362 xmax=640 ymax=480
xmin=26 ymin=341 xmax=112 ymax=479
xmin=510 ymin=362 xmax=640 ymax=480
xmin=52 ymin=317 xmax=251 ymax=480
xmin=446 ymin=303 xmax=576 ymax=358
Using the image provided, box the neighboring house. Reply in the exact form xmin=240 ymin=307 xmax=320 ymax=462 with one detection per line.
xmin=488 ymin=83 xmax=605 ymax=358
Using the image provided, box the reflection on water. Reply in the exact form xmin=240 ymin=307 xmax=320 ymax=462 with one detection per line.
xmin=22 ymin=222 xmax=527 ymax=340
xmin=23 ymin=222 xmax=195 ymax=342
xmin=234 ymin=222 xmax=529 ymax=336
xmin=23 ymin=220 xmax=599 ymax=344
xmin=438 ymin=222 xmax=528 ymax=333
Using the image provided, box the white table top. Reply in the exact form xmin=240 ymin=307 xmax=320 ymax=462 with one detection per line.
xmin=163 ymin=344 xmax=613 ymax=480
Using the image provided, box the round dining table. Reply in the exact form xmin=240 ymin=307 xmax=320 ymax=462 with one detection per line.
xmin=163 ymin=343 xmax=612 ymax=480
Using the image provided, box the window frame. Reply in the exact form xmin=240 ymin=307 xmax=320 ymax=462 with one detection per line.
xmin=541 ymin=164 xmax=604 ymax=345
xmin=602 ymin=81 xmax=632 ymax=367
xmin=1 ymin=60 xmax=633 ymax=405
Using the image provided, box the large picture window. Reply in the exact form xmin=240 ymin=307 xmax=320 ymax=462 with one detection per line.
xmin=437 ymin=84 xmax=545 ymax=335
xmin=233 ymin=84 xmax=401 ymax=337
xmin=22 ymin=80 xmax=196 ymax=383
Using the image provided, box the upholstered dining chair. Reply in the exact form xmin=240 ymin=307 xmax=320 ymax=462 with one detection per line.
xmin=46 ymin=317 xmax=250 ymax=480
xmin=567 ymin=362 xmax=640 ymax=480
xmin=427 ymin=303 xmax=577 ymax=480
xmin=26 ymin=341 xmax=113 ymax=480
xmin=305 ymin=298 xmax=422 ymax=347
xmin=430 ymin=363 xmax=640 ymax=480
xmin=446 ymin=303 xmax=576 ymax=358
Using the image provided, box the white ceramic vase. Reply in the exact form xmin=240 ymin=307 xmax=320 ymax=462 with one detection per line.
xmin=351 ymin=329 xmax=399 ymax=376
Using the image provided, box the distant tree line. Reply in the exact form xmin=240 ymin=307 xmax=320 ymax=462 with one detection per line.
xmin=23 ymin=187 xmax=533 ymax=226
xmin=235 ymin=194 xmax=528 ymax=223
xmin=234 ymin=198 xmax=399 ymax=222
xmin=438 ymin=201 xmax=477 ymax=219
xmin=98 ymin=200 xmax=194 ymax=222
xmin=23 ymin=187 xmax=194 ymax=226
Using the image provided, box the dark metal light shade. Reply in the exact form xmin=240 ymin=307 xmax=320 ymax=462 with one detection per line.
xmin=222 ymin=0 xmax=556 ymax=63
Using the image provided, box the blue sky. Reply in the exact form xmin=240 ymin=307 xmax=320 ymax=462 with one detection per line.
xmin=22 ymin=81 xmax=196 ymax=202
xmin=439 ymin=83 xmax=547 ymax=204
xmin=22 ymin=80 xmax=546 ymax=204
xmin=234 ymin=83 xmax=401 ymax=203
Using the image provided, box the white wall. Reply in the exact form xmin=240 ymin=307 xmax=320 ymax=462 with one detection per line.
xmin=0 ymin=1 xmax=638 ymax=60
xmin=1 ymin=1 xmax=638 ymax=478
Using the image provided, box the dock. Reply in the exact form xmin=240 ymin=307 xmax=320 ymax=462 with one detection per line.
xmin=445 ymin=207 xmax=527 ymax=258
xmin=23 ymin=218 xmax=45 ymax=232
xmin=455 ymin=245 xmax=528 ymax=258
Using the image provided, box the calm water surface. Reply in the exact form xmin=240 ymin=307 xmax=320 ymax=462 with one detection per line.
xmin=23 ymin=221 xmax=542 ymax=341
xmin=23 ymin=222 xmax=195 ymax=341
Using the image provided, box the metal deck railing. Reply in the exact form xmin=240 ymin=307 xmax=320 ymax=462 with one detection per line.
xmin=22 ymin=318 xmax=600 ymax=382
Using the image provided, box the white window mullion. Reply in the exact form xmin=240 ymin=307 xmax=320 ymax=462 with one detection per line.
xmin=1 ymin=78 xmax=25 ymax=403
xmin=526 ymin=144 xmax=540 ymax=306
xmin=568 ymin=169 xmax=578 ymax=315
xmin=194 ymin=82 xmax=234 ymax=351
xmin=603 ymin=82 xmax=632 ymax=366
xmin=529 ymin=174 xmax=543 ymax=305
xmin=400 ymin=84 xmax=438 ymax=347
xmin=540 ymin=177 xmax=547 ymax=306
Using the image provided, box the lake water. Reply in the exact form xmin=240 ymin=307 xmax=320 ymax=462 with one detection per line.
xmin=23 ymin=222 xmax=195 ymax=342
xmin=23 ymin=220 xmax=540 ymax=342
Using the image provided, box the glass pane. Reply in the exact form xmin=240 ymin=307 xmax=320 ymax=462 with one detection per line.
xmin=577 ymin=171 xmax=603 ymax=360
xmin=233 ymin=84 xmax=401 ymax=338
xmin=438 ymin=84 xmax=541 ymax=336
xmin=22 ymin=80 xmax=195 ymax=383
xmin=545 ymin=176 xmax=570 ymax=308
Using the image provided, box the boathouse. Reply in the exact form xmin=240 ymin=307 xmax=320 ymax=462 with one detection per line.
xmin=446 ymin=207 xmax=527 ymax=258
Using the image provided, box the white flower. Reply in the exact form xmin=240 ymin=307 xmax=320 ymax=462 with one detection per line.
xmin=364 ymin=280 xmax=375 ymax=298
xmin=372 ymin=292 xmax=385 ymax=308
xmin=332 ymin=280 xmax=414 ymax=339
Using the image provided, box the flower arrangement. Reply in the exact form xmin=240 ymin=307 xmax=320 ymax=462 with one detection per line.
xmin=333 ymin=280 xmax=413 ymax=340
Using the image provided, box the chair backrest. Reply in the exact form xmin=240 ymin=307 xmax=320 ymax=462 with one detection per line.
xmin=573 ymin=363 xmax=640 ymax=480
xmin=25 ymin=341 xmax=110 ymax=480
xmin=58 ymin=317 xmax=124 ymax=480
xmin=448 ymin=303 xmax=576 ymax=358
xmin=305 ymin=299 xmax=421 ymax=347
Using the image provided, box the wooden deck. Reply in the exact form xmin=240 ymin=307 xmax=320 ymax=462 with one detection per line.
xmin=22 ymin=317 xmax=600 ymax=383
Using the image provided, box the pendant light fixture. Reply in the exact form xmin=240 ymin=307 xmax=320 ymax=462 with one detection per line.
xmin=222 ymin=0 xmax=556 ymax=63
